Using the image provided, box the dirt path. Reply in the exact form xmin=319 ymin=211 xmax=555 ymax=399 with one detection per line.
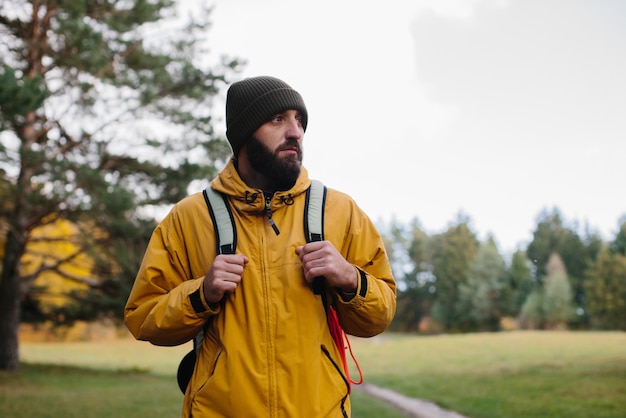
xmin=356 ymin=384 xmax=469 ymax=418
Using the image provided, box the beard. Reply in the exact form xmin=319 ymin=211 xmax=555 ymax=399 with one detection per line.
xmin=246 ymin=135 xmax=303 ymax=191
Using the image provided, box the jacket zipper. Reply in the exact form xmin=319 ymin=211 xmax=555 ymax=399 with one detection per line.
xmin=264 ymin=193 xmax=280 ymax=235
xmin=260 ymin=194 xmax=278 ymax=416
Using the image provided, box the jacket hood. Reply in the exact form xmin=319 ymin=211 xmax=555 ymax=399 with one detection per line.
xmin=210 ymin=159 xmax=312 ymax=214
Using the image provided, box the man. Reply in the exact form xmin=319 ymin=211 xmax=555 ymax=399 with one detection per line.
xmin=124 ymin=76 xmax=396 ymax=417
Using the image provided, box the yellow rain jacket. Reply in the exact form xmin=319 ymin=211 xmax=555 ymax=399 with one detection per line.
xmin=125 ymin=161 xmax=396 ymax=418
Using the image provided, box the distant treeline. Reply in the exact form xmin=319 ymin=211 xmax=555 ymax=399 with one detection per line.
xmin=381 ymin=208 xmax=626 ymax=332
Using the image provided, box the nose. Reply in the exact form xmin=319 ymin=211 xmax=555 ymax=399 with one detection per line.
xmin=286 ymin=115 xmax=304 ymax=139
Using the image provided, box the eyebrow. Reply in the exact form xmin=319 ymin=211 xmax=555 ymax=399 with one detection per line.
xmin=271 ymin=110 xmax=301 ymax=119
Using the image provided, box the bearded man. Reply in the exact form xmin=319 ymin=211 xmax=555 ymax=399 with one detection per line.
xmin=125 ymin=76 xmax=396 ymax=418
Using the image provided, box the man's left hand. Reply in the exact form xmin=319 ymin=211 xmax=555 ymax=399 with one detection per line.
xmin=295 ymin=241 xmax=357 ymax=293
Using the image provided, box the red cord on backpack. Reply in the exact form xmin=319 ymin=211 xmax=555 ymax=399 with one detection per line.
xmin=327 ymin=306 xmax=363 ymax=393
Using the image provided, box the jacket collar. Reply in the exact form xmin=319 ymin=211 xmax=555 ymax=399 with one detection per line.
xmin=211 ymin=159 xmax=312 ymax=214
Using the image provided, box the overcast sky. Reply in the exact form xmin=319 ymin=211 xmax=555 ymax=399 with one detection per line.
xmin=198 ymin=0 xmax=625 ymax=254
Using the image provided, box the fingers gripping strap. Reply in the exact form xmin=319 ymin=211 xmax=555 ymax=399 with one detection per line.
xmin=305 ymin=180 xmax=326 ymax=243
xmin=203 ymin=187 xmax=236 ymax=255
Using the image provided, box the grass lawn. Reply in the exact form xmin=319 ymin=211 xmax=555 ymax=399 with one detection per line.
xmin=0 ymin=363 xmax=182 ymax=418
xmin=3 ymin=339 xmax=406 ymax=418
xmin=0 ymin=362 xmax=404 ymax=418
xmin=349 ymin=330 xmax=626 ymax=418
xmin=3 ymin=330 xmax=625 ymax=418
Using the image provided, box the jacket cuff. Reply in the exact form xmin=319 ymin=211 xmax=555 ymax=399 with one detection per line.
xmin=337 ymin=267 xmax=368 ymax=302
xmin=189 ymin=278 xmax=221 ymax=315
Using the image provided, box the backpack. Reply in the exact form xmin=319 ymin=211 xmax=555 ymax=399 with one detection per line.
xmin=177 ymin=180 xmax=360 ymax=394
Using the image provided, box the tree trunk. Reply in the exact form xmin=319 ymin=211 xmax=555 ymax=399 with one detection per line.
xmin=0 ymin=95 xmax=38 ymax=371
xmin=0 ymin=233 xmax=22 ymax=371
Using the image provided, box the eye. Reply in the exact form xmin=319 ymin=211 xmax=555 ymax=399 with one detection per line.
xmin=271 ymin=114 xmax=284 ymax=123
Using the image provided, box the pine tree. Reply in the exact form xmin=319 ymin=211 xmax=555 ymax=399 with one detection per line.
xmin=584 ymin=245 xmax=626 ymax=330
xmin=391 ymin=219 xmax=436 ymax=332
xmin=0 ymin=0 xmax=240 ymax=371
xmin=457 ymin=238 xmax=507 ymax=331
xmin=527 ymin=209 xmax=597 ymax=326
xmin=611 ymin=218 xmax=626 ymax=256
xmin=430 ymin=215 xmax=478 ymax=331
xmin=506 ymin=250 xmax=534 ymax=315
xmin=542 ymin=253 xmax=575 ymax=329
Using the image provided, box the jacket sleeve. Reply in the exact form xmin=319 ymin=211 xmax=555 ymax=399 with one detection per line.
xmin=331 ymin=198 xmax=397 ymax=337
xmin=124 ymin=204 xmax=218 ymax=346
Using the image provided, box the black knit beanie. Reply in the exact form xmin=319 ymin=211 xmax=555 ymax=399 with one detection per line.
xmin=226 ymin=76 xmax=308 ymax=156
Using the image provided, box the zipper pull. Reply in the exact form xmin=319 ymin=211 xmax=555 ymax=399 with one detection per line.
xmin=264 ymin=194 xmax=280 ymax=235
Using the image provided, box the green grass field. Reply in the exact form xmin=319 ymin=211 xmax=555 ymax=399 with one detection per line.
xmin=349 ymin=331 xmax=626 ymax=418
xmin=1 ymin=331 xmax=624 ymax=418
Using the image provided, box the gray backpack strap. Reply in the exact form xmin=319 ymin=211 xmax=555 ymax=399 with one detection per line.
xmin=196 ymin=187 xmax=236 ymax=356
xmin=304 ymin=180 xmax=327 ymax=294
xmin=203 ymin=187 xmax=236 ymax=255
xmin=194 ymin=188 xmax=235 ymax=353
xmin=178 ymin=187 xmax=237 ymax=395
xmin=305 ymin=179 xmax=326 ymax=243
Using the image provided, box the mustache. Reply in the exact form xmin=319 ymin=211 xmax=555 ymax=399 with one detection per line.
xmin=276 ymin=139 xmax=302 ymax=155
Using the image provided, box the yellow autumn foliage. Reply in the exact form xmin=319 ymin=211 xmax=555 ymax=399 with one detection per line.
xmin=20 ymin=218 xmax=96 ymax=315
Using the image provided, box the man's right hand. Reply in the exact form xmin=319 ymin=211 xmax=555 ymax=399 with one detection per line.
xmin=203 ymin=254 xmax=249 ymax=304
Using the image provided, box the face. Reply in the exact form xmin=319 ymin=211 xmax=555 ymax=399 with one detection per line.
xmin=245 ymin=110 xmax=304 ymax=191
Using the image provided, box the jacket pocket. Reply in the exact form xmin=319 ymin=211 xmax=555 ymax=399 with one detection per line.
xmin=194 ymin=346 xmax=222 ymax=394
xmin=321 ymin=344 xmax=350 ymax=413
xmin=186 ymin=343 xmax=223 ymax=417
